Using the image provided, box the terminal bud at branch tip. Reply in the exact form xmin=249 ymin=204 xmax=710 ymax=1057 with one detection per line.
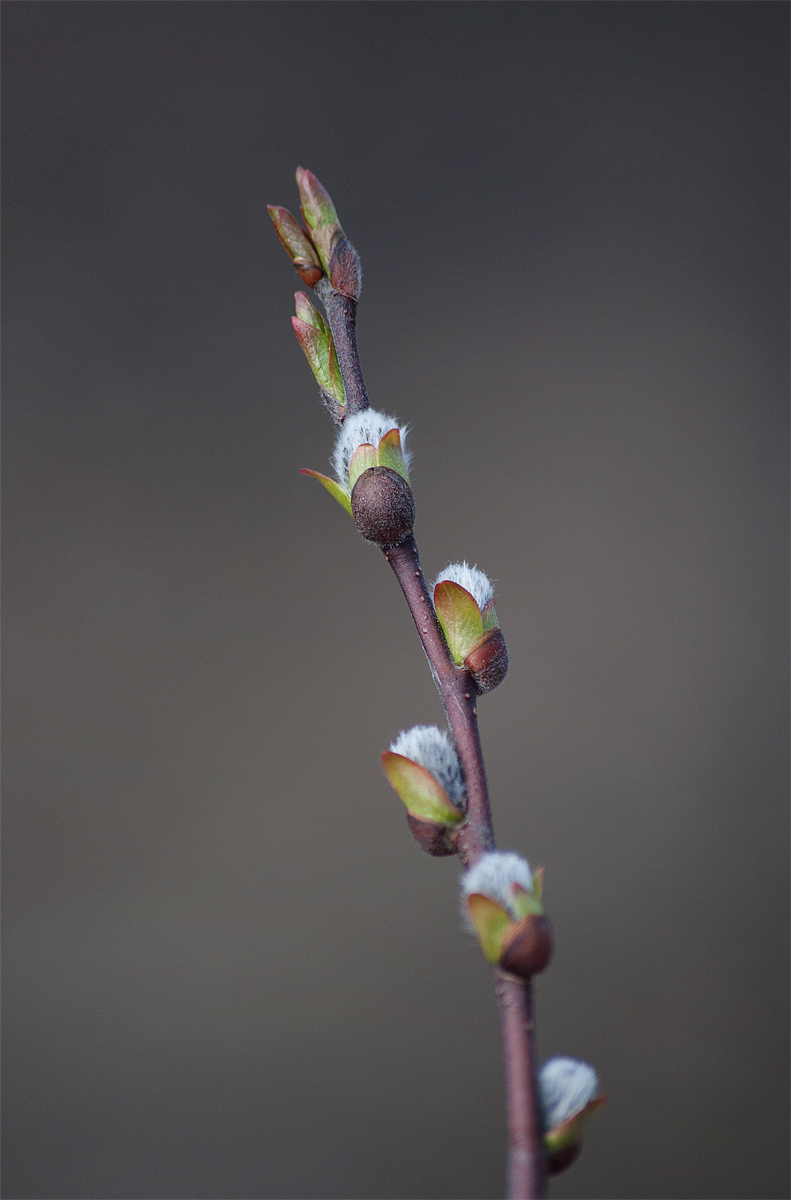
xmin=294 ymin=167 xmax=360 ymax=296
xmin=295 ymin=166 xmax=338 ymax=231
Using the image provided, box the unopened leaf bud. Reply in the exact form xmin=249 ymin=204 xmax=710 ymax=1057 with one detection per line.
xmin=352 ymin=466 xmax=415 ymax=547
xmin=267 ymin=205 xmax=324 ymax=287
xmin=295 ymin=166 xmax=346 ymax=278
xmin=291 ymin=292 xmax=346 ymax=413
xmin=540 ymin=1057 xmax=607 ymax=1174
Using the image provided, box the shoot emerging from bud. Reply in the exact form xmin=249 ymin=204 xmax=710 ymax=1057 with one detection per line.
xmin=540 ymin=1057 xmax=607 ymax=1174
xmin=462 ymin=851 xmax=551 ymax=977
xmin=302 ymin=410 xmax=413 ymax=543
xmin=389 ymin=725 xmax=465 ymax=810
xmin=432 ymin=563 xmax=509 ymax=692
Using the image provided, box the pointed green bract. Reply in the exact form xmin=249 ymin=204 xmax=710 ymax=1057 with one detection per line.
xmin=510 ymin=881 xmax=544 ymax=918
xmin=381 ymin=752 xmax=462 ymax=824
xmin=532 ymin=866 xmax=544 ymax=903
xmin=328 ymin=339 xmax=345 ymax=405
xmin=481 ymin=598 xmax=500 ymax=632
xmin=376 ymin=427 xmax=409 ymax=482
xmin=291 ymin=316 xmax=329 ymax=383
xmin=294 ymin=291 xmax=326 ymax=332
xmin=544 ymin=1097 xmax=608 ymax=1151
xmin=300 ymin=469 xmax=353 ymax=515
xmin=349 ymin=443 xmax=377 ymax=491
xmin=434 ymin=581 xmax=484 ymax=663
xmin=291 ymin=316 xmax=345 ymax=405
xmin=467 ymin=892 xmax=513 ymax=963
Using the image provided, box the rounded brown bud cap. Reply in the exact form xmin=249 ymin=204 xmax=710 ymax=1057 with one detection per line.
xmin=548 ymin=1143 xmax=582 ymax=1176
xmin=464 ymin=628 xmax=509 ymax=693
xmin=498 ymin=913 xmax=553 ymax=978
xmin=294 ymin=260 xmax=324 ymax=288
xmin=405 ymin=812 xmax=458 ymax=856
xmin=351 ymin=466 xmax=415 ymax=547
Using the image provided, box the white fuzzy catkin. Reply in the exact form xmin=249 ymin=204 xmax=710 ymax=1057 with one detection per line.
xmin=460 ymin=851 xmax=533 ymax=917
xmin=390 ymin=725 xmax=465 ymax=809
xmin=433 ymin=562 xmax=494 ymax=609
xmin=332 ymin=409 xmax=411 ymax=488
xmin=539 ymin=1058 xmax=599 ymax=1130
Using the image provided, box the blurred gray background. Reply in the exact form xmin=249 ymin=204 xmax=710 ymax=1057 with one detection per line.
xmin=3 ymin=4 xmax=788 ymax=1198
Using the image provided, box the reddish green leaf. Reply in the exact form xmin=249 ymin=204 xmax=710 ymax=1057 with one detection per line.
xmin=381 ymin=752 xmax=461 ymax=824
xmin=376 ymin=427 xmax=409 ymax=481
xmin=481 ymin=598 xmax=500 ymax=632
xmin=434 ymin=580 xmax=484 ymax=663
xmin=466 ymin=893 xmax=513 ymax=964
xmin=300 ymin=469 xmax=352 ymax=515
xmin=544 ymin=1097 xmax=608 ymax=1151
xmin=349 ymin=443 xmax=377 ymax=491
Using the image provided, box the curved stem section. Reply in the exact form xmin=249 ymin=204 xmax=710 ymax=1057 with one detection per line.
xmin=385 ymin=535 xmax=545 ymax=1198
xmin=383 ymin=536 xmax=494 ymax=864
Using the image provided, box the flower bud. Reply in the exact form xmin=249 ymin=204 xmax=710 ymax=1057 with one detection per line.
xmin=462 ymin=852 xmax=550 ymax=977
xmin=352 ymin=466 xmax=415 ymax=547
xmin=382 ymin=725 xmax=465 ymax=854
xmin=302 ymin=409 xmax=412 ymax=528
xmin=539 ymin=1057 xmax=607 ymax=1174
xmin=433 ymin=564 xmax=508 ymax=691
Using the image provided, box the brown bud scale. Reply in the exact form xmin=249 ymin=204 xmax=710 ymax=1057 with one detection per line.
xmin=351 ymin=466 xmax=415 ymax=547
xmin=464 ymin=628 xmax=509 ymax=694
xmin=548 ymin=1142 xmax=582 ymax=1175
xmin=498 ymin=913 xmax=553 ymax=978
xmin=329 ymin=237 xmax=362 ymax=300
xmin=294 ymin=261 xmax=324 ymax=288
xmin=405 ymin=812 xmax=458 ymax=856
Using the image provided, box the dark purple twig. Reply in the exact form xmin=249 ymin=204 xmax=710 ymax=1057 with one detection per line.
xmin=315 ymin=278 xmax=369 ymax=416
xmin=384 ymin=536 xmax=546 ymax=1199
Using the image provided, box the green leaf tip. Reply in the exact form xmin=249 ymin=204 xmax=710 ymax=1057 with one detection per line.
xmin=300 ymin=469 xmax=353 ymax=515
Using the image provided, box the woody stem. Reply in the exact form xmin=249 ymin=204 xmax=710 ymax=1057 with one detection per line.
xmin=384 ymin=535 xmax=546 ymax=1200
xmin=315 ymin=279 xmax=369 ymax=415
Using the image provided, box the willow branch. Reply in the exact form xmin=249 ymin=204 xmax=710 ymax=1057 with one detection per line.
xmin=385 ymin=535 xmax=546 ymax=1199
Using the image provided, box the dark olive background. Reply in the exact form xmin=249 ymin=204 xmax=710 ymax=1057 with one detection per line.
xmin=3 ymin=4 xmax=788 ymax=1198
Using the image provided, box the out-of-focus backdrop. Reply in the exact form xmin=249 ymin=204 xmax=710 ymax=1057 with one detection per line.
xmin=3 ymin=4 xmax=788 ymax=1198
